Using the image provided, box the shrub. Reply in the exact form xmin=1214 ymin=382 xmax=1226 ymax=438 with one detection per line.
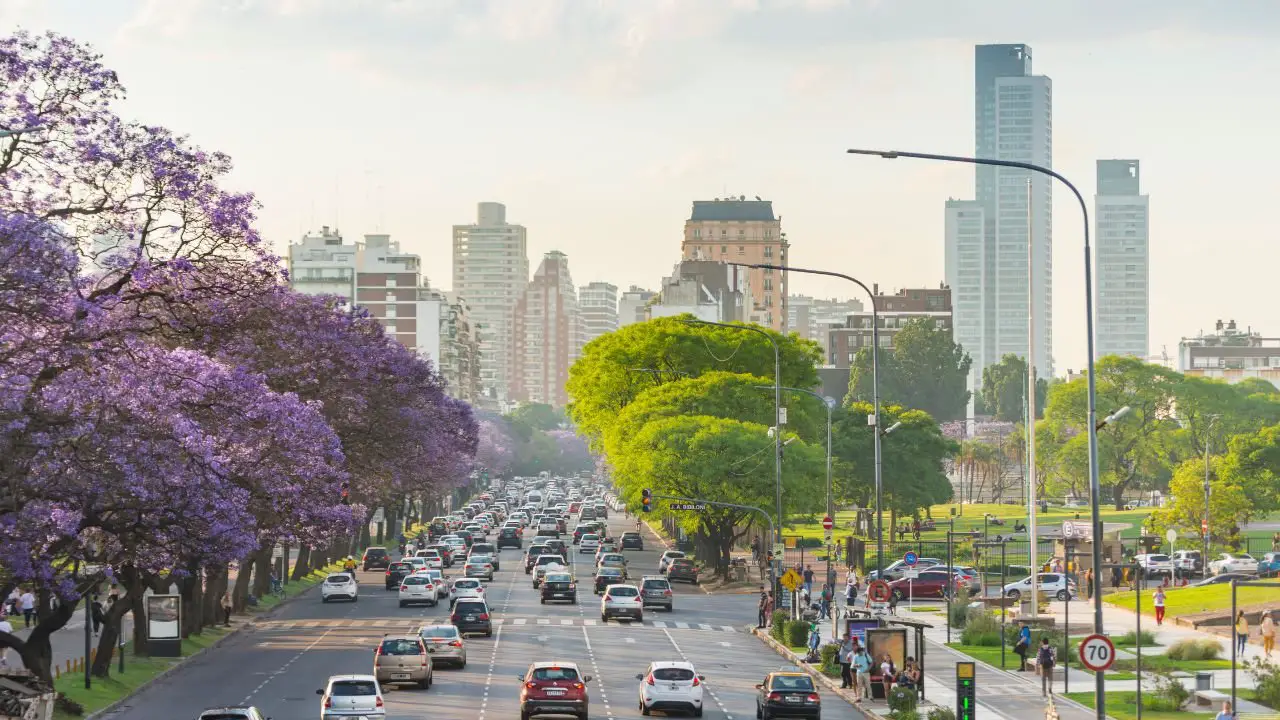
xmin=819 ymin=642 xmax=843 ymax=676
xmin=1115 ymin=629 xmax=1158 ymax=646
xmin=927 ymin=706 xmax=957 ymax=720
xmin=785 ymin=620 xmax=810 ymax=648
xmin=1002 ymin=623 xmax=1063 ymax=649
xmin=961 ymin=611 xmax=1003 ymax=646
xmin=888 ymin=686 xmax=919 ymax=714
xmin=1166 ymin=637 xmax=1222 ymax=661
xmin=948 ymin=601 xmax=969 ymax=629
xmin=1245 ymin=658 xmax=1280 ymax=709
xmin=1145 ymin=673 xmax=1191 ymax=711
xmin=769 ymin=610 xmax=790 ymax=643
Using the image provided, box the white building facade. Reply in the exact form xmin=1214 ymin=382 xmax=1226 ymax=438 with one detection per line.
xmin=578 ymin=281 xmax=619 ymax=348
xmin=945 ymin=200 xmax=986 ymax=390
xmin=1095 ymin=159 xmax=1150 ymax=359
xmin=286 ymin=226 xmax=358 ymax=303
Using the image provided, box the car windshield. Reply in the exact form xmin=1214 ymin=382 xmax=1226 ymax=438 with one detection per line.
xmin=200 ymin=714 xmax=252 ymax=720
xmin=389 ymin=563 xmax=412 ymax=572
xmin=582 ymin=534 xmax=598 ymax=541
xmin=380 ymin=639 xmax=423 ymax=655
xmin=546 ymin=574 xmax=572 ymax=583
xmin=642 ymin=579 xmax=669 ymax=590
xmin=604 ymin=555 xmax=624 ymax=562
xmin=1148 ymin=555 xmax=1170 ymax=562
xmin=420 ymin=626 xmax=460 ymax=639
xmin=455 ymin=602 xmax=486 ymax=613
xmin=454 ymin=580 xmax=480 ymax=589
xmin=403 ymin=576 xmax=430 ymax=586
xmin=609 ymin=586 xmax=638 ymax=597
xmin=653 ymin=667 xmax=695 ymax=681
xmin=599 ymin=569 xmax=621 ymax=577
xmin=665 ymin=552 xmax=685 ymax=559
xmin=325 ymin=575 xmax=350 ymax=583
xmin=770 ymin=676 xmax=815 ymax=691
xmin=531 ymin=667 xmax=580 ymax=681
xmin=671 ymin=560 xmax=695 ymax=568
xmin=331 ymin=680 xmax=378 ymax=696
xmin=538 ymin=556 xmax=565 ymax=565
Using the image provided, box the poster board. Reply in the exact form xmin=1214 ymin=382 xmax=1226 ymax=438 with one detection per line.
xmin=865 ymin=628 xmax=908 ymax=673
xmin=844 ymin=618 xmax=880 ymax=647
xmin=146 ymin=594 xmax=180 ymax=639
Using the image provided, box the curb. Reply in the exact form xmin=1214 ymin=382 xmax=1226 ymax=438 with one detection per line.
xmin=751 ymin=627 xmax=883 ymax=719
xmin=84 ymin=575 xmax=325 ymax=720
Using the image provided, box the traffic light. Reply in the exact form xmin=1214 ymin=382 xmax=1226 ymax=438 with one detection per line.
xmin=340 ymin=481 xmax=350 ymax=505
xmin=641 ymin=489 xmax=652 ymax=513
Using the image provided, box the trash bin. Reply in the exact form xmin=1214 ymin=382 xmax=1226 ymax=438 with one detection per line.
xmin=733 ymin=565 xmax=747 ymax=582
xmin=1196 ymin=672 xmax=1213 ymax=691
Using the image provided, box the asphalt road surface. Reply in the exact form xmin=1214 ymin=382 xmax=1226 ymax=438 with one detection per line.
xmin=104 ymin=514 xmax=865 ymax=719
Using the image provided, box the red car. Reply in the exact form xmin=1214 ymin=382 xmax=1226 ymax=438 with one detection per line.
xmin=518 ymin=661 xmax=592 ymax=720
xmin=887 ymin=568 xmax=967 ymax=600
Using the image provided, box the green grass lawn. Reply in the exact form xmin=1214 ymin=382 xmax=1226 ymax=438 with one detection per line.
xmin=1065 ymin=691 xmax=1215 ymax=720
xmin=1105 ymin=579 xmax=1280 ymax=617
xmin=945 ymin=643 xmax=1020 ymax=670
xmin=1112 ymin=655 xmax=1233 ymax=673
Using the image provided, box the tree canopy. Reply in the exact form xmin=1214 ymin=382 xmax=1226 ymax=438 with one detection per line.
xmin=981 ymin=353 xmax=1050 ymax=423
xmin=846 ymin=318 xmax=971 ymax=422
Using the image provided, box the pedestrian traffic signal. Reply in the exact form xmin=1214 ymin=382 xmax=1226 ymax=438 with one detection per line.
xmin=641 ymin=489 xmax=652 ymax=513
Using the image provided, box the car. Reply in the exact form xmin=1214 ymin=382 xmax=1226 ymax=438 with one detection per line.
xmin=197 ymin=707 xmax=268 ymax=720
xmin=658 ymin=551 xmax=686 ymax=574
xmin=600 ymin=584 xmax=643 ymax=622
xmin=361 ymin=547 xmax=391 ymax=571
xmin=619 ymin=531 xmax=645 ymax=551
xmin=398 ymin=574 xmax=440 ymax=607
xmin=321 ymin=573 xmax=359 ymax=603
xmin=1002 ymin=573 xmax=1076 ymax=601
xmin=471 ymin=543 xmax=500 ymax=569
xmin=466 ymin=556 xmax=496 ymax=581
xmin=498 ymin=527 xmax=524 ymax=549
xmin=594 ymin=566 xmax=626 ymax=594
xmin=1259 ymin=552 xmax=1280 ymax=578
xmin=455 ymin=530 xmax=475 ymax=548
xmin=637 ymin=661 xmax=705 ymax=717
xmin=418 ymin=568 xmax=448 ymax=597
xmin=401 ymin=556 xmax=428 ymax=574
xmin=316 ymin=674 xmax=386 ymax=719
xmin=598 ymin=553 xmax=627 ymax=572
xmin=429 ymin=516 xmax=450 ymax=539
xmin=373 ymin=635 xmax=433 ymax=689
xmin=754 ymin=671 xmax=821 ymax=719
xmin=952 ymin=565 xmax=983 ymax=595
xmin=868 ymin=557 xmax=943 ymax=581
xmin=667 ymin=559 xmax=700 ymax=585
xmin=543 ymin=538 xmax=569 ymax=558
xmin=525 ymin=545 xmax=555 ymax=573
xmin=1172 ymin=549 xmax=1204 ymax=575
xmin=888 ymin=568 xmax=960 ymax=600
xmin=1136 ymin=553 xmax=1175 ymax=578
xmin=640 ymin=576 xmax=674 ymax=612
xmin=450 ymin=577 xmax=486 ymax=605
xmin=416 ymin=548 xmax=445 ymax=570
xmin=451 ymin=598 xmax=493 ymax=637
xmin=426 ymin=543 xmax=454 ymax=567
xmin=385 ymin=561 xmax=415 ymax=590
xmin=1209 ymin=552 xmax=1260 ymax=576
xmin=518 ymin=661 xmax=592 ymax=720
xmin=541 ymin=572 xmax=578 ymax=604
xmin=441 ymin=535 xmax=466 ymax=554
xmin=579 ymin=534 xmax=600 ymax=553
xmin=1191 ymin=572 xmax=1256 ymax=587
xmin=533 ymin=555 xmax=568 ymax=588
xmin=419 ymin=623 xmax=467 ymax=668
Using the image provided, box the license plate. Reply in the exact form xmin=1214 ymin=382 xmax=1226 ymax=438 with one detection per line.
xmin=466 ymin=616 xmax=476 ymax=621
xmin=545 ymin=689 xmax=565 ymax=695
xmin=669 ymin=684 xmax=679 ymax=691
xmin=393 ymin=673 xmax=410 ymax=679
xmin=785 ymin=696 xmax=800 ymax=703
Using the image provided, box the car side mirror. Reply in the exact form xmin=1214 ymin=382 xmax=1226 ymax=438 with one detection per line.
xmin=635 ymin=673 xmax=644 ymax=680
xmin=698 ymin=675 xmax=706 ymax=681
xmin=315 ymin=689 xmax=324 ymax=695
xmin=755 ymin=683 xmax=764 ymax=689
xmin=584 ymin=675 xmax=593 ymax=683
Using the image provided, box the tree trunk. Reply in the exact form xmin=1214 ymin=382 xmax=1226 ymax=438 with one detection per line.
xmin=91 ymin=585 xmax=135 ymax=678
xmin=178 ymin=568 xmax=201 ymax=638
xmin=203 ymin=567 xmax=227 ymax=627
xmin=292 ymin=546 xmax=312 ymax=581
xmin=1 ymin=599 xmax=75 ymax=683
xmin=252 ymin=543 xmax=273 ymax=598
xmin=231 ymin=551 xmax=257 ymax=611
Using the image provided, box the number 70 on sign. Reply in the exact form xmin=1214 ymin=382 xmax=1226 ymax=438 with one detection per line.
xmin=1078 ymin=634 xmax=1116 ymax=671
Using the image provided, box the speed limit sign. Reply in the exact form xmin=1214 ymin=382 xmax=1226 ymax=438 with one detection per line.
xmin=1078 ymin=633 xmax=1116 ymax=671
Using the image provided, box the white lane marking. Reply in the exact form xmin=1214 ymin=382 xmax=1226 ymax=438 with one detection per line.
xmin=698 ymin=623 xmax=713 ymax=630
xmin=651 ymin=621 xmax=668 ymax=628
xmin=582 ymin=626 xmax=613 ymax=719
xmin=242 ymin=605 xmax=355 ymax=703
xmin=582 ymin=619 xmax=596 ymax=626
xmin=561 ymin=618 xmax=574 ymax=625
xmin=662 ymin=628 xmax=732 ymax=719
xmin=722 ymin=626 xmax=737 ymax=632
xmin=537 ymin=618 xmax=550 ymax=625
xmin=513 ymin=618 xmax=527 ymax=625
xmin=625 ymin=637 xmax=635 ymax=644
xmin=674 ymin=621 xmax=689 ymax=629
xmin=478 ymin=623 xmax=504 ymax=719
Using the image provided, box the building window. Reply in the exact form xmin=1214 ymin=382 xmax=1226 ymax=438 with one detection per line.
xmin=721 ymin=245 xmax=727 ymax=253
xmin=764 ymin=245 xmax=774 ymax=258
xmin=386 ymin=278 xmax=397 ymax=288
xmin=738 ymin=246 xmax=745 ymax=255
xmin=385 ymin=305 xmax=397 ymax=318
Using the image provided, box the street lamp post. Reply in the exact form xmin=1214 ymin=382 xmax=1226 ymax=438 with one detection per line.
xmin=736 ymin=263 xmax=886 ymax=580
xmin=846 ymin=147 xmax=1106 ymax=719
xmin=1203 ymin=415 xmax=1219 ymax=566
xmin=682 ymin=319 xmax=783 ymax=600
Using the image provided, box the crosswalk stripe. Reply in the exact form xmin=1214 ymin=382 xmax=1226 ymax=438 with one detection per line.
xmin=674 ymin=622 xmax=689 ymax=629
xmin=651 ymin=621 xmax=668 ymax=628
xmin=560 ymin=619 xmax=574 ymax=625
xmin=582 ymin=619 xmax=597 ymax=626
xmin=698 ymin=624 xmax=713 ymax=631
xmin=721 ymin=626 xmax=737 ymax=632
xmin=513 ymin=618 xmax=527 ymax=625
xmin=493 ymin=618 xmax=506 ymax=625
xmin=269 ymin=618 xmax=739 ymax=632
xmin=536 ymin=619 xmax=550 ymax=625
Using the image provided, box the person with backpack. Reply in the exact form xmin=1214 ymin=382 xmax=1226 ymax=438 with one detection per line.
xmin=1037 ymin=637 xmax=1056 ymax=696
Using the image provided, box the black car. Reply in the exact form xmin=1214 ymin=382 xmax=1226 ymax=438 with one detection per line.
xmin=451 ymin=599 xmax=493 ymax=637
xmin=755 ymin=672 xmax=821 ymax=719
xmin=362 ymin=547 xmax=391 ymax=571
xmin=385 ymin=561 xmax=414 ymax=590
xmin=540 ymin=572 xmax=578 ymax=604
xmin=667 ymin=559 xmax=700 ymax=585
xmin=543 ymin=538 xmax=568 ymax=558
xmin=620 ymin=531 xmax=644 ymax=551
xmin=525 ymin=545 xmax=553 ymax=574
xmin=498 ymin=527 xmax=523 ymax=550
xmin=593 ymin=567 xmax=625 ymax=594
xmin=455 ymin=530 xmax=475 ymax=549
xmin=428 ymin=518 xmax=449 ymax=539
xmin=427 ymin=543 xmax=454 ymax=567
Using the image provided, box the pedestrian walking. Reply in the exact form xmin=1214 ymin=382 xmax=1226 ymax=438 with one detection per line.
xmin=1086 ymin=568 xmax=1095 ymax=600
xmin=853 ymin=646 xmax=873 ymax=701
xmin=91 ymin=597 xmax=105 ymax=635
xmin=1237 ymin=611 xmax=1250 ymax=655
xmin=802 ymin=565 xmax=814 ymax=595
xmin=1037 ymin=637 xmax=1056 ymax=696
xmin=19 ymin=588 xmax=35 ymax=628
xmin=844 ymin=575 xmax=857 ymax=612
xmin=1263 ymin=612 xmax=1276 ymax=658
xmin=757 ymin=588 xmax=770 ymax=629
xmin=0 ymin=615 xmax=11 ymax=668
xmin=838 ymin=636 xmax=855 ymax=688
xmin=820 ymin=583 xmax=832 ymax=620
xmin=221 ymin=593 xmax=233 ymax=627
xmin=1153 ymin=586 xmax=1167 ymax=626
xmin=1014 ymin=622 xmax=1031 ymax=671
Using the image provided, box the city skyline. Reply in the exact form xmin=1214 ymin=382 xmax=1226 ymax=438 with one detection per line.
xmin=9 ymin=2 xmax=1277 ymax=371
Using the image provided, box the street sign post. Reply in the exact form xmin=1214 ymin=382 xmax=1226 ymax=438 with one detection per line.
xmin=956 ymin=662 xmax=976 ymax=720
xmin=868 ymin=580 xmax=891 ymax=602
xmin=903 ymin=551 xmax=919 ymax=566
xmin=1078 ymin=634 xmax=1116 ymax=672
xmin=822 ymin=516 xmax=834 ymax=530
xmin=780 ymin=569 xmax=803 ymax=591
xmin=773 ymin=543 xmax=785 ymax=559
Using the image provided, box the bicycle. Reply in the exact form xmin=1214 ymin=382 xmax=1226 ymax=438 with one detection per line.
xmin=269 ymin=578 xmax=285 ymax=599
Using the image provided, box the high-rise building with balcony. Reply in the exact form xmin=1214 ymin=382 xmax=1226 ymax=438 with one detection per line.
xmin=1095 ymin=159 xmax=1150 ymax=359
xmin=510 ymin=251 xmax=579 ymax=407
xmin=680 ymin=197 xmax=787 ymax=331
xmin=287 ymin=226 xmax=358 ymax=303
xmin=452 ymin=202 xmax=530 ymax=404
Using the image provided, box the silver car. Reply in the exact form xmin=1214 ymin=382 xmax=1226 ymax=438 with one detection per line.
xmin=317 ymin=674 xmax=386 ymax=719
xmin=419 ymin=623 xmax=467 ymax=669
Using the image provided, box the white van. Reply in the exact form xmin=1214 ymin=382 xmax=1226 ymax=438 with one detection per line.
xmin=525 ymin=491 xmax=544 ymax=508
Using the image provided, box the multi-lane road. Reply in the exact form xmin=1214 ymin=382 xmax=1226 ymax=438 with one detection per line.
xmin=108 ymin=515 xmax=865 ymax=719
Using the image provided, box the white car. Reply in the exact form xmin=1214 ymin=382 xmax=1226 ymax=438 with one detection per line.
xmin=317 ymin=675 xmax=384 ymax=718
xmin=398 ymin=574 xmax=439 ymax=607
xmin=1209 ymin=552 xmax=1259 ymax=576
xmin=1002 ymin=573 xmax=1076 ymax=601
xmin=415 ymin=549 xmax=444 ymax=570
xmin=1136 ymin=553 xmax=1175 ymax=578
xmin=658 ymin=551 xmax=686 ymax=574
xmin=600 ymin=584 xmax=644 ymax=622
xmin=441 ymin=536 xmax=466 ymax=554
xmin=637 ymin=661 xmax=705 ymax=716
xmin=417 ymin=568 xmax=448 ymax=597
xmin=579 ymin=534 xmax=600 ymax=553
xmin=450 ymin=578 xmax=486 ymax=606
xmin=321 ymin=573 xmax=359 ymax=603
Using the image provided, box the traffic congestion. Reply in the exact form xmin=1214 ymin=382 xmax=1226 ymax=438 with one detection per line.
xmin=162 ymin=473 xmax=866 ymax=719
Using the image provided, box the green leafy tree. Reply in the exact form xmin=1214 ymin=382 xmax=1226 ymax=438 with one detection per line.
xmin=1151 ymin=458 xmax=1252 ymax=549
xmin=830 ymin=402 xmax=956 ymax=523
xmin=1042 ymin=356 xmax=1179 ymax=509
xmin=980 ymin=353 xmax=1049 ymax=423
xmin=610 ymin=415 xmax=825 ymax=575
xmin=846 ymin=318 xmax=971 ymax=422
xmin=1218 ymin=424 xmax=1280 ymax=517
xmin=567 ymin=315 xmax=822 ymax=450
xmin=1166 ymin=375 xmax=1280 ymax=467
xmin=506 ymin=402 xmax=566 ymax=431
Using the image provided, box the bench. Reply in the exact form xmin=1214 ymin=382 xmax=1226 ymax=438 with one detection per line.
xmin=1194 ymin=689 xmax=1229 ymax=708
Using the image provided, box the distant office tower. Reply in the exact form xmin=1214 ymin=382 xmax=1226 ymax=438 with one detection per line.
xmin=511 ymin=251 xmax=579 ymax=407
xmin=950 ymin=43 xmax=1052 ymax=386
xmin=578 ymin=282 xmax=619 ymax=347
xmin=788 ymin=296 xmax=865 ymax=352
xmin=1095 ymin=160 xmax=1150 ymax=359
xmin=944 ymin=200 xmax=986 ymax=388
xmin=618 ymin=286 xmax=656 ymax=328
xmin=452 ymin=202 xmax=530 ymax=404
xmin=681 ymin=197 xmax=787 ymax=331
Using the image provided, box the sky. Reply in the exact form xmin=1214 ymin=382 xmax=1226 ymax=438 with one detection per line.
xmin=4 ymin=0 xmax=1279 ymax=374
